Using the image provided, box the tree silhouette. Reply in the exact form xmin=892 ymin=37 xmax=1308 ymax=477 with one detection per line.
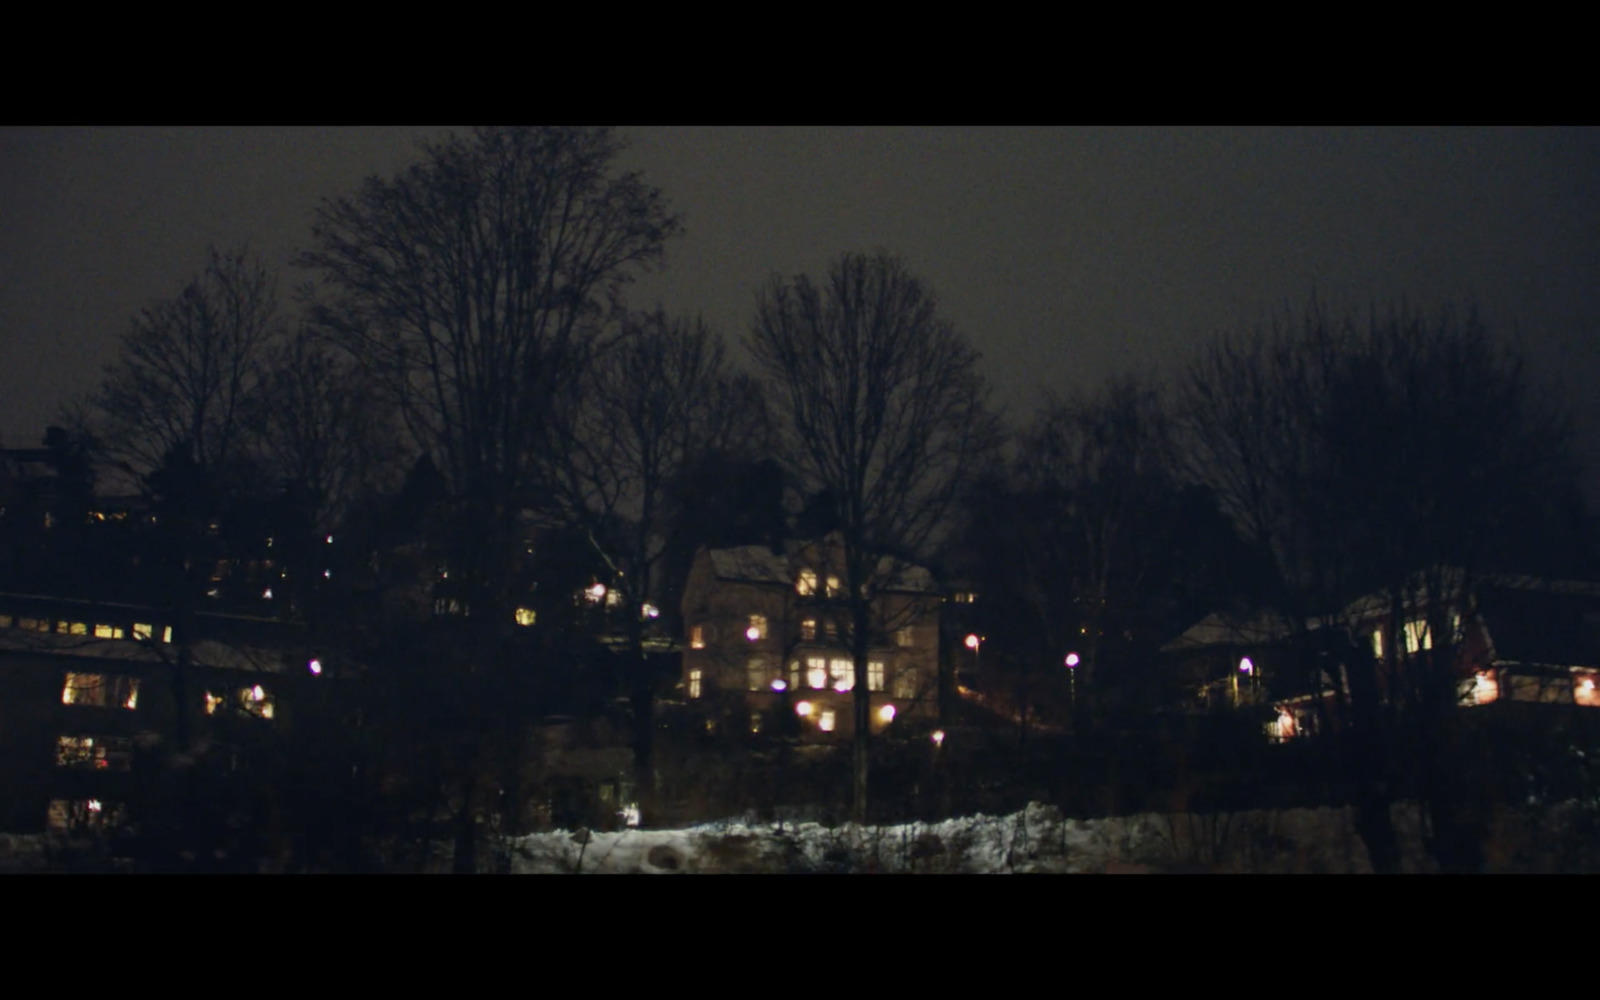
xmin=749 ymin=251 xmax=1000 ymax=821
xmin=1182 ymin=300 xmax=1588 ymax=871
xmin=93 ymin=245 xmax=280 ymax=480
xmin=301 ymin=126 xmax=681 ymax=624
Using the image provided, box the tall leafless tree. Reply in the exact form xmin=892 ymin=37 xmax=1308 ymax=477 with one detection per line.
xmin=1182 ymin=300 xmax=1585 ymax=872
xmin=551 ymin=310 xmax=767 ymax=816
xmin=253 ymin=326 xmax=402 ymax=534
xmin=300 ymin=125 xmax=681 ymax=621
xmin=93 ymin=244 xmax=280 ymax=479
xmin=299 ymin=126 xmax=678 ymax=864
xmin=749 ymin=251 xmax=1000 ymax=821
xmin=1019 ymin=376 xmax=1176 ymax=709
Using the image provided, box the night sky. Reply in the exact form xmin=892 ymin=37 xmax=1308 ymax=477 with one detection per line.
xmin=4 ymin=126 xmax=1598 ymax=491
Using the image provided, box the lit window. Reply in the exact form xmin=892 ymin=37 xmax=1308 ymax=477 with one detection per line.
xmin=789 ymin=661 xmax=800 ymax=690
xmin=514 ymin=607 xmax=537 ymax=627
xmin=58 ymin=621 xmax=88 ymax=636
xmin=894 ymin=667 xmax=918 ymax=699
xmin=605 ymin=589 xmax=622 ymax=609
xmin=807 ymin=657 xmax=828 ymax=690
xmin=868 ymin=660 xmax=885 ymax=692
xmin=1471 ymin=670 xmax=1500 ymax=706
xmin=61 ymin=672 xmax=139 ymax=710
xmin=19 ymin=617 xmax=48 ymax=632
xmin=93 ymin=624 xmax=124 ymax=640
xmin=1268 ymin=707 xmax=1298 ymax=743
xmin=1404 ymin=619 xmax=1431 ymax=654
xmin=747 ymin=615 xmax=767 ymax=641
xmin=48 ymin=798 xmax=123 ymax=833
xmin=688 ymin=669 xmax=703 ymax=699
xmin=207 ymin=687 xmax=275 ymax=719
xmin=1576 ymin=672 xmax=1600 ymax=708
xmin=1370 ymin=627 xmax=1383 ymax=659
xmin=242 ymin=685 xmax=275 ymax=719
xmin=819 ymin=710 xmax=836 ymax=732
xmin=829 ymin=658 xmax=854 ymax=691
xmin=896 ymin=626 xmax=914 ymax=648
xmin=801 ymin=618 xmax=817 ymax=641
xmin=690 ymin=625 xmax=706 ymax=650
xmin=133 ymin=623 xmax=153 ymax=641
xmin=747 ymin=657 xmax=770 ymax=692
xmin=797 ymin=569 xmax=817 ymax=596
xmin=56 ymin=735 xmax=131 ymax=771
xmin=826 ymin=575 xmax=841 ymax=598
xmin=162 ymin=626 xmax=172 ymax=644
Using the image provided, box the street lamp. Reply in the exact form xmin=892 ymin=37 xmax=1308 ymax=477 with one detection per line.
xmin=964 ymin=633 xmax=982 ymax=686
xmin=1065 ymin=652 xmax=1079 ymax=710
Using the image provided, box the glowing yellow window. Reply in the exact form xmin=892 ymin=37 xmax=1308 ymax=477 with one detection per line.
xmin=687 ymin=669 xmax=703 ymax=699
xmin=690 ymin=624 xmax=706 ymax=650
xmin=796 ymin=570 xmax=817 ymax=596
xmin=61 ymin=673 xmax=139 ymax=710
xmin=514 ymin=607 xmax=537 ymax=626
xmin=829 ymin=658 xmax=854 ymax=691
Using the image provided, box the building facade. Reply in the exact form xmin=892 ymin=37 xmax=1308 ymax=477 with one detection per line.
xmin=679 ymin=538 xmax=941 ymax=739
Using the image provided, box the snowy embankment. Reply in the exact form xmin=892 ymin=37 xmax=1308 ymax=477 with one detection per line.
xmin=503 ymin=802 xmax=1435 ymax=873
xmin=8 ymin=800 xmax=1591 ymax=871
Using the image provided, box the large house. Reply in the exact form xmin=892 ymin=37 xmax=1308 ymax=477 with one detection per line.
xmin=0 ymin=593 xmax=323 ymax=836
xmin=1343 ymin=572 xmax=1600 ymax=712
xmin=1166 ymin=571 xmax=1600 ymax=742
xmin=678 ymin=537 xmax=941 ymax=739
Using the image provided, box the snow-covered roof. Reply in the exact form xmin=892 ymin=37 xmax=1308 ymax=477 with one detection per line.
xmin=1162 ymin=611 xmax=1295 ymax=652
xmin=708 ymin=545 xmax=792 ymax=585
xmin=705 ymin=543 xmax=938 ymax=593
xmin=0 ymin=630 xmax=290 ymax=674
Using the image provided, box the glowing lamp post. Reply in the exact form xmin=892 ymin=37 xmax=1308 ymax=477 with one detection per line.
xmin=1065 ymin=651 xmax=1079 ymax=709
xmin=1234 ymin=656 xmax=1254 ymax=706
xmin=964 ymin=633 xmax=982 ymax=686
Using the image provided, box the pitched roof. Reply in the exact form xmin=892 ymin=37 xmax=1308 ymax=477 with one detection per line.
xmin=1161 ymin=611 xmax=1295 ymax=652
xmin=704 ymin=543 xmax=939 ymax=593
xmin=708 ymin=545 xmax=792 ymax=585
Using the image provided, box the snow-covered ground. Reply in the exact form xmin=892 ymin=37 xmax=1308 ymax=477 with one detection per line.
xmin=7 ymin=800 xmax=1594 ymax=872
xmin=500 ymin=802 xmax=1429 ymax=874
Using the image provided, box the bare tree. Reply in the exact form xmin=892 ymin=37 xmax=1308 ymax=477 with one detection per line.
xmin=93 ymin=245 xmax=280 ymax=479
xmin=253 ymin=326 xmax=402 ymax=534
xmin=550 ymin=310 xmax=764 ymax=815
xmin=1021 ymin=377 xmax=1176 ymax=708
xmin=300 ymin=125 xmax=681 ymax=620
xmin=299 ymin=126 xmax=678 ymax=865
xmin=1182 ymin=300 xmax=1585 ymax=872
xmin=749 ymin=251 xmax=1000 ymax=821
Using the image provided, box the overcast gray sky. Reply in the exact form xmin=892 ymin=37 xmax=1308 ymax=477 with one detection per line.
xmin=4 ymin=126 xmax=1597 ymax=483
